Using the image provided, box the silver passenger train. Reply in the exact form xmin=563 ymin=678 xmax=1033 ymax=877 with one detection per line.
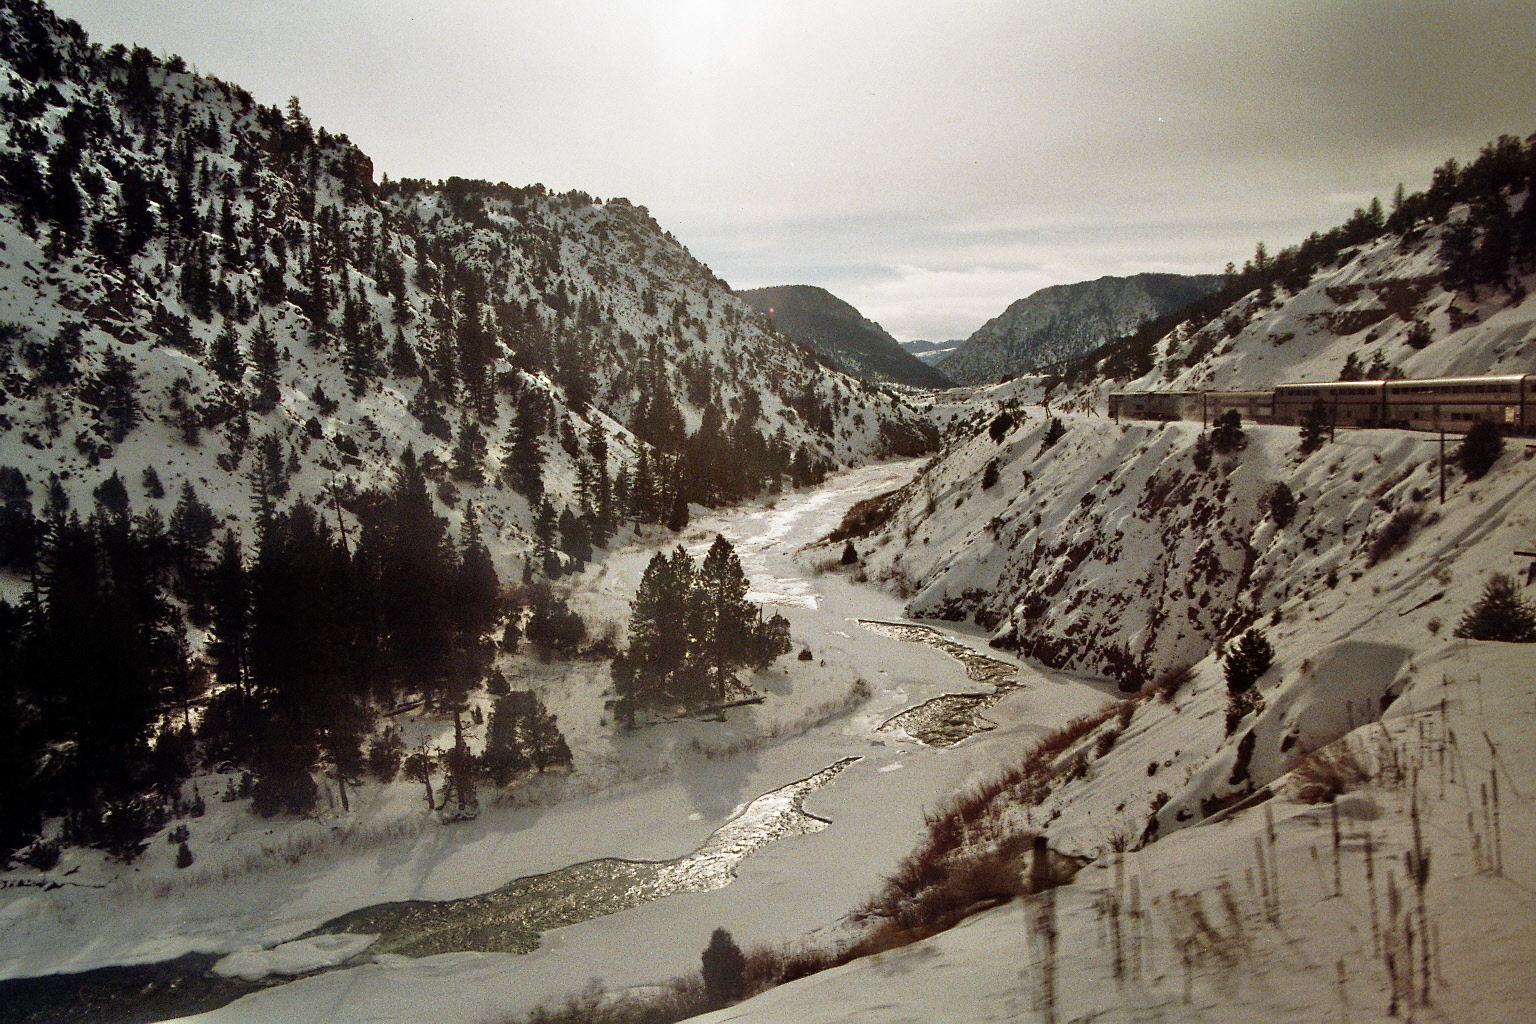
xmin=1108 ymin=374 xmax=1536 ymax=435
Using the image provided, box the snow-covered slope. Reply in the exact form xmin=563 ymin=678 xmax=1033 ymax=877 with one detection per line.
xmin=1127 ymin=226 xmax=1536 ymax=392
xmin=690 ymin=640 xmax=1536 ymax=1024
xmin=850 ymin=410 xmax=1534 ymax=689
xmin=899 ymin=338 xmax=961 ymax=366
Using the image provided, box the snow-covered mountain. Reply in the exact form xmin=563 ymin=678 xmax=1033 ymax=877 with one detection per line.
xmin=1094 ymin=228 xmax=1536 ymax=394
xmin=0 ymin=0 xmax=933 ymax=567
xmin=1076 ymin=145 xmax=1536 ymax=392
xmin=735 ymin=285 xmax=952 ymax=390
xmin=898 ymin=338 xmax=961 ymax=366
xmin=853 ymin=143 xmax=1536 ymax=685
xmin=937 ymin=273 xmax=1223 ymax=385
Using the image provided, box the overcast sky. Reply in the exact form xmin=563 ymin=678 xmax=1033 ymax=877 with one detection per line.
xmin=50 ymin=0 xmax=1536 ymax=342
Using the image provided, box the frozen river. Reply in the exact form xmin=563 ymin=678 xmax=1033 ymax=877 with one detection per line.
xmin=0 ymin=461 xmax=1114 ymax=1024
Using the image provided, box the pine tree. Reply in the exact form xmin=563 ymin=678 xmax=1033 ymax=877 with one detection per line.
xmin=168 ymin=479 xmax=218 ymax=598
xmin=1209 ymin=410 xmax=1246 ymax=454
xmin=750 ymin=610 xmax=793 ymax=669
xmin=370 ymin=450 xmax=455 ymax=704
xmin=585 ymin=422 xmax=612 ymax=544
xmin=701 ymin=928 xmax=747 ymax=1006
xmin=208 ymin=325 xmax=243 ymax=383
xmin=1224 ymin=628 xmax=1273 ymax=694
xmin=140 ymin=465 xmax=165 ymax=499
xmin=663 ymin=461 xmax=689 ymax=533
xmin=451 ymin=412 xmax=486 ymax=484
xmin=1298 ymin=399 xmax=1331 ymax=455
xmin=1457 ymin=420 xmax=1504 ymax=481
xmin=39 ymin=322 xmax=83 ymax=387
xmin=249 ymin=317 xmax=281 ymax=412
xmin=626 ymin=548 xmax=693 ymax=704
xmin=503 ymin=386 xmax=546 ymax=501
xmin=632 ymin=447 xmax=656 ymax=524
xmin=0 ymin=467 xmax=37 ymax=574
xmin=1454 ymin=574 xmax=1536 ymax=642
xmin=454 ymin=504 xmax=501 ymax=642
xmin=692 ymin=535 xmax=756 ymax=711
xmin=627 ymin=553 xmax=673 ymax=667
xmin=97 ymin=347 xmax=140 ymax=442
xmin=525 ymin=587 xmax=587 ymax=661
xmin=1224 ymin=628 xmax=1273 ymax=734
xmin=93 ymin=470 xmax=131 ymax=522
xmin=482 ymin=692 xmax=532 ymax=785
xmin=207 ymin=530 xmax=248 ymax=689
xmin=558 ymin=507 xmax=592 ymax=567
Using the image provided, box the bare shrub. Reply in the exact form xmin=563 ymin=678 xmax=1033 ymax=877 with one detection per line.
xmin=522 ymin=977 xmax=709 ymax=1024
xmin=856 ymin=704 xmax=1116 ymax=923
xmin=741 ymin=941 xmax=843 ymax=992
xmin=1288 ymin=739 xmax=1371 ymax=803
xmin=1150 ymin=663 xmax=1194 ymax=702
xmin=1367 ymin=507 xmax=1421 ymax=566
xmin=825 ymin=487 xmax=906 ymax=543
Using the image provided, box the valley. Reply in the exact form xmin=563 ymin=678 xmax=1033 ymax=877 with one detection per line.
xmin=0 ymin=456 xmax=1117 ymax=1023
xmin=0 ymin=4 xmax=1534 ymax=1021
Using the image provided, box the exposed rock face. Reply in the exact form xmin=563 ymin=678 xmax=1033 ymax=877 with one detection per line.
xmin=938 ymin=273 xmax=1223 ymax=385
xmin=737 ymin=285 xmax=953 ymax=390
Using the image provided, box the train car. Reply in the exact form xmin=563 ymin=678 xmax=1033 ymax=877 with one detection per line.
xmin=1272 ymin=381 xmax=1388 ymax=428
xmin=1109 ymin=390 xmax=1262 ymax=425
xmin=1108 ymin=391 xmax=1201 ymax=422
xmin=1205 ymin=390 xmax=1275 ymax=425
xmin=1381 ymin=374 xmax=1532 ymax=434
xmin=1112 ymin=374 xmax=1535 ymax=435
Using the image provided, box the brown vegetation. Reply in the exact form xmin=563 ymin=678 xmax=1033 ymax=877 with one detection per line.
xmin=825 ymin=487 xmax=906 ymax=543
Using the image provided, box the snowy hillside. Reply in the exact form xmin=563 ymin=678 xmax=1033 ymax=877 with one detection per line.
xmin=689 ymin=395 xmax=1536 ymax=1023
xmin=3 ymin=4 xmax=1534 ymax=1022
xmin=1125 ymin=225 xmax=1536 ymax=393
xmin=845 ymin=410 xmax=1534 ymax=689
xmin=1075 ymin=139 xmax=1536 ymax=397
xmin=898 ymin=338 xmax=961 ymax=366
xmin=0 ymin=0 xmax=934 ymax=562
xmin=692 ymin=640 xmax=1536 ymax=1024
xmin=0 ymin=0 xmax=935 ymax=904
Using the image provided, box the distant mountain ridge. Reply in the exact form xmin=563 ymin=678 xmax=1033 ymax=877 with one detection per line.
xmin=938 ymin=273 xmax=1223 ymax=385
xmin=899 ymin=338 xmax=962 ymax=366
xmin=736 ymin=285 xmax=952 ymax=389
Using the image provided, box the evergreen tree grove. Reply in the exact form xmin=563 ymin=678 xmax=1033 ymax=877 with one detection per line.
xmin=618 ymin=535 xmax=792 ymax=725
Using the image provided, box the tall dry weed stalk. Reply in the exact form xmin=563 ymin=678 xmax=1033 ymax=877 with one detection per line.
xmin=1024 ymin=837 xmax=1060 ymax=1024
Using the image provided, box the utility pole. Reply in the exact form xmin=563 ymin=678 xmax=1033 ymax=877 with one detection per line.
xmin=1516 ymin=549 xmax=1536 ymax=587
xmin=1438 ymin=412 xmax=1446 ymax=505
